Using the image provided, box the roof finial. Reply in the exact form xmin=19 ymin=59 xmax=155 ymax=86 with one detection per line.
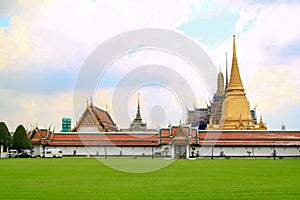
xmin=233 ymin=35 xmax=236 ymax=57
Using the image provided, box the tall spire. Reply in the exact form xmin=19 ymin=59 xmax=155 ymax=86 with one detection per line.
xmin=225 ymin=52 xmax=228 ymax=90
xmin=227 ymin=35 xmax=245 ymax=92
xmin=135 ymin=92 xmax=142 ymax=121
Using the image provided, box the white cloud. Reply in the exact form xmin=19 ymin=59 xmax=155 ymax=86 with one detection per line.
xmin=0 ymin=16 xmax=33 ymax=69
xmin=0 ymin=88 xmax=73 ymax=131
xmin=24 ymin=1 xmax=199 ymax=70
xmin=2 ymin=0 xmax=300 ymax=130
xmin=1 ymin=0 xmax=198 ymax=70
xmin=247 ymin=65 xmax=300 ymax=114
xmin=1 ymin=0 xmax=200 ymax=130
xmin=94 ymin=86 xmax=185 ymax=129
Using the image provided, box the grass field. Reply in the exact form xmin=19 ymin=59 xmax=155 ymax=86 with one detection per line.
xmin=0 ymin=158 xmax=299 ymax=199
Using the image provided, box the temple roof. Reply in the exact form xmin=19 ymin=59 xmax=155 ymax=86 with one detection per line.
xmin=198 ymin=131 xmax=300 ymax=146
xmin=92 ymin=106 xmax=116 ymax=127
xmin=50 ymin=133 xmax=158 ymax=146
xmin=72 ymin=102 xmax=118 ymax=132
xmin=28 ymin=127 xmax=54 ymax=144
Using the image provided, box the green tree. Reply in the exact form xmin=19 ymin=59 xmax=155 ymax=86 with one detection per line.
xmin=13 ymin=125 xmax=31 ymax=151
xmin=0 ymin=121 xmax=13 ymax=152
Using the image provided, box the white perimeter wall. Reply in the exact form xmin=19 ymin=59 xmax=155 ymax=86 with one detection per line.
xmin=31 ymin=145 xmax=300 ymax=157
xmin=44 ymin=146 xmax=161 ymax=156
xmin=191 ymin=146 xmax=300 ymax=157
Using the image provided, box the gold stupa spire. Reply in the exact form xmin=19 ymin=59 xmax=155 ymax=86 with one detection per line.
xmin=227 ymin=35 xmax=245 ymax=92
xmin=210 ymin=35 xmax=267 ymax=130
xmin=225 ymin=52 xmax=228 ymax=90
xmin=219 ymin=35 xmax=254 ymax=130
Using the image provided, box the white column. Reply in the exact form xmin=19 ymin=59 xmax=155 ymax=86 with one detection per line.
xmin=186 ymin=145 xmax=190 ymax=159
xmin=0 ymin=145 xmax=3 ymax=158
xmin=171 ymin=145 xmax=175 ymax=159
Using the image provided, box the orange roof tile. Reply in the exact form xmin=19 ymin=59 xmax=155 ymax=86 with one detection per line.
xmin=160 ymin=129 xmax=170 ymax=137
xmin=198 ymin=132 xmax=300 ymax=141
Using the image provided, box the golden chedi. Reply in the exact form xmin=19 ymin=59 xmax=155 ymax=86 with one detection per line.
xmin=219 ymin=35 xmax=267 ymax=130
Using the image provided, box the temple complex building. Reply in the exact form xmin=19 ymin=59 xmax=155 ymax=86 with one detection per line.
xmin=186 ymin=106 xmax=210 ymax=129
xmin=28 ymin=125 xmax=300 ymax=159
xmin=22 ymin=35 xmax=300 ymax=160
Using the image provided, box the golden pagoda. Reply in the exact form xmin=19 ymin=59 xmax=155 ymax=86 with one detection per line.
xmin=219 ymin=35 xmax=267 ymax=130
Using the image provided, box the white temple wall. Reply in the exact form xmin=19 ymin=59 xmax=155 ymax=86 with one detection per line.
xmin=190 ymin=146 xmax=300 ymax=157
xmin=38 ymin=145 xmax=300 ymax=157
xmin=46 ymin=146 xmax=160 ymax=156
xmin=274 ymin=147 xmax=300 ymax=156
xmin=32 ymin=144 xmax=42 ymax=156
xmin=0 ymin=145 xmax=3 ymax=158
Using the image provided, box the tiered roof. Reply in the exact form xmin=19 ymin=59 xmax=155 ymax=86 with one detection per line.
xmin=72 ymin=102 xmax=118 ymax=132
xmin=50 ymin=132 xmax=158 ymax=146
xmin=198 ymin=131 xmax=300 ymax=146
xmin=28 ymin=127 xmax=54 ymax=144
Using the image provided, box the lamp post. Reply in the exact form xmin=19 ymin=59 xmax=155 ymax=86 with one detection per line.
xmin=273 ymin=141 xmax=276 ymax=160
xmin=211 ymin=144 xmax=214 ymax=160
xmin=42 ymin=137 xmax=47 ymax=158
xmin=151 ymin=141 xmax=154 ymax=159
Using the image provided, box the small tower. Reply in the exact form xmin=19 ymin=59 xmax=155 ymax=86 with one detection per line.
xmin=128 ymin=93 xmax=147 ymax=132
xmin=207 ymin=67 xmax=226 ymax=129
xmin=216 ymin=67 xmax=225 ymax=96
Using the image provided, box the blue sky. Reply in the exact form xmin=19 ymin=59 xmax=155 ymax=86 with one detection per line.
xmin=1 ymin=0 xmax=300 ymax=131
xmin=178 ymin=1 xmax=239 ymax=46
xmin=0 ymin=15 xmax=10 ymax=27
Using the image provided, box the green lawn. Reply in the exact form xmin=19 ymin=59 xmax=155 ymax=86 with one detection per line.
xmin=0 ymin=158 xmax=299 ymax=199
